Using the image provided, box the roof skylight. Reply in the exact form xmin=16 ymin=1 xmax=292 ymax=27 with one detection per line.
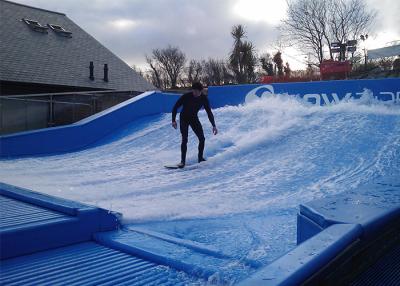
xmin=48 ymin=23 xmax=72 ymax=37
xmin=22 ymin=18 xmax=48 ymax=33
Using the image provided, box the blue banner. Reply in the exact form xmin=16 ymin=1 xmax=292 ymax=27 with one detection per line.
xmin=208 ymin=78 xmax=400 ymax=107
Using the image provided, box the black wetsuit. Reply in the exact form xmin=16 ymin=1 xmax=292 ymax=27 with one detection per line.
xmin=172 ymin=92 xmax=216 ymax=164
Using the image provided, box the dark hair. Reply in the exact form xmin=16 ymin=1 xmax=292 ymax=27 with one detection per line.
xmin=191 ymin=82 xmax=203 ymax=91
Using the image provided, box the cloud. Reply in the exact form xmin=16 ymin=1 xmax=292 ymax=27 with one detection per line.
xmin=233 ymin=0 xmax=287 ymax=25
xmin=9 ymin=0 xmax=400 ymax=71
xmin=108 ymin=19 xmax=139 ymax=30
xmin=11 ymin=0 xmax=281 ymax=68
xmin=367 ymin=0 xmax=400 ymax=34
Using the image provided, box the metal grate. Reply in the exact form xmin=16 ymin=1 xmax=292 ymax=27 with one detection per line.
xmin=0 ymin=242 xmax=194 ymax=285
xmin=351 ymin=245 xmax=400 ymax=286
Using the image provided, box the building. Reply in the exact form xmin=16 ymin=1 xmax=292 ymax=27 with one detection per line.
xmin=0 ymin=0 xmax=154 ymax=95
xmin=368 ymin=40 xmax=400 ymax=60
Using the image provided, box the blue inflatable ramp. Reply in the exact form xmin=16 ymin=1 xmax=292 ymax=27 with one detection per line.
xmin=0 ymin=182 xmax=120 ymax=259
xmin=0 ymin=183 xmax=200 ymax=285
xmin=0 ymin=194 xmax=69 ymax=229
xmin=1 ymin=242 xmax=193 ymax=285
xmin=239 ymin=177 xmax=400 ymax=286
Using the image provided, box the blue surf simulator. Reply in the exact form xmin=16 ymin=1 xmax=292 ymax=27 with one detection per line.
xmin=1 ymin=78 xmax=399 ymax=285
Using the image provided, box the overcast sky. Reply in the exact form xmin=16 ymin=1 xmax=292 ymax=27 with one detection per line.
xmin=11 ymin=0 xmax=400 ymax=70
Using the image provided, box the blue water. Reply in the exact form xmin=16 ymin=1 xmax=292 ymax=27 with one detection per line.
xmin=1 ymin=95 xmax=399 ymax=283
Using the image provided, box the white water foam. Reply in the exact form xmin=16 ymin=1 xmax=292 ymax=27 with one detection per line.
xmin=1 ymin=94 xmax=399 ymax=223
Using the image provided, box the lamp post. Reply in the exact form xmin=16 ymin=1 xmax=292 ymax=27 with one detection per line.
xmin=360 ymin=34 xmax=368 ymax=69
xmin=238 ymin=50 xmax=244 ymax=83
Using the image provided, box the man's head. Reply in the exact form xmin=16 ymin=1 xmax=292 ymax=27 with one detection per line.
xmin=192 ymin=82 xmax=203 ymax=97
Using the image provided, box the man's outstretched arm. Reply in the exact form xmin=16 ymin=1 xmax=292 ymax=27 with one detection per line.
xmin=172 ymin=96 xmax=184 ymax=128
xmin=204 ymin=98 xmax=218 ymax=135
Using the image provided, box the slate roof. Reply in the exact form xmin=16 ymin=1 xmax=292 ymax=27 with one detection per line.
xmin=0 ymin=0 xmax=154 ymax=92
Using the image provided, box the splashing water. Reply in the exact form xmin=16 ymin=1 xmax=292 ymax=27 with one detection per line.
xmin=1 ymin=94 xmax=399 ymax=269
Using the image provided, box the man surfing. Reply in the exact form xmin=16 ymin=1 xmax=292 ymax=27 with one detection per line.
xmin=170 ymin=82 xmax=218 ymax=169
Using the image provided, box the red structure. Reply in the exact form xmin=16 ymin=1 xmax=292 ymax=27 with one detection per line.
xmin=259 ymin=60 xmax=352 ymax=84
xmin=259 ymin=75 xmax=320 ymax=84
xmin=319 ymin=60 xmax=351 ymax=80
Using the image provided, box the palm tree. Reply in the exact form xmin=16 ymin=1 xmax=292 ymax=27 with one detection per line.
xmin=230 ymin=25 xmax=245 ymax=83
xmin=229 ymin=25 xmax=257 ymax=83
xmin=241 ymin=41 xmax=257 ymax=82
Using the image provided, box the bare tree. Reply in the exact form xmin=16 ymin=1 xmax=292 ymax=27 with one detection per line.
xmin=202 ymin=59 xmax=229 ymax=86
xmin=221 ymin=62 xmax=234 ymax=84
xmin=184 ymin=58 xmax=232 ymax=87
xmin=327 ymin=0 xmax=375 ymax=56
xmin=145 ymin=55 xmax=164 ymax=88
xmin=150 ymin=45 xmax=186 ymax=89
xmin=281 ymin=0 xmax=375 ymax=64
xmin=273 ymin=51 xmax=284 ymax=76
xmin=284 ymin=62 xmax=292 ymax=77
xmin=131 ymin=65 xmax=144 ymax=77
xmin=282 ymin=0 xmax=328 ymax=64
xmin=260 ymin=53 xmax=274 ymax=76
xmin=187 ymin=59 xmax=203 ymax=83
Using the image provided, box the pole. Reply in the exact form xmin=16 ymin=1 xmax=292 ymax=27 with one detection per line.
xmin=364 ymin=48 xmax=367 ymax=70
xmin=25 ymin=99 xmax=28 ymax=130
xmin=73 ymin=94 xmax=76 ymax=122
xmin=0 ymin=98 xmax=3 ymax=133
xmin=49 ymin=95 xmax=54 ymax=126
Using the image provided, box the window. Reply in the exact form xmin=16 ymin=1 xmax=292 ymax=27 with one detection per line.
xmin=48 ymin=24 xmax=72 ymax=37
xmin=22 ymin=18 xmax=48 ymax=33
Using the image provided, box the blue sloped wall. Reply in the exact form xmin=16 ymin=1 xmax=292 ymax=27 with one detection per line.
xmin=0 ymin=91 xmax=180 ymax=158
xmin=1 ymin=78 xmax=399 ymax=158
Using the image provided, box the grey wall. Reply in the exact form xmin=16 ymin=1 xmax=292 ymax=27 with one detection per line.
xmin=0 ymin=91 xmax=142 ymax=135
xmin=0 ymin=98 xmax=48 ymax=135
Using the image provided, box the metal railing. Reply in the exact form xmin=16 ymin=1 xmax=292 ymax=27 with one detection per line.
xmin=0 ymin=90 xmax=142 ymax=135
